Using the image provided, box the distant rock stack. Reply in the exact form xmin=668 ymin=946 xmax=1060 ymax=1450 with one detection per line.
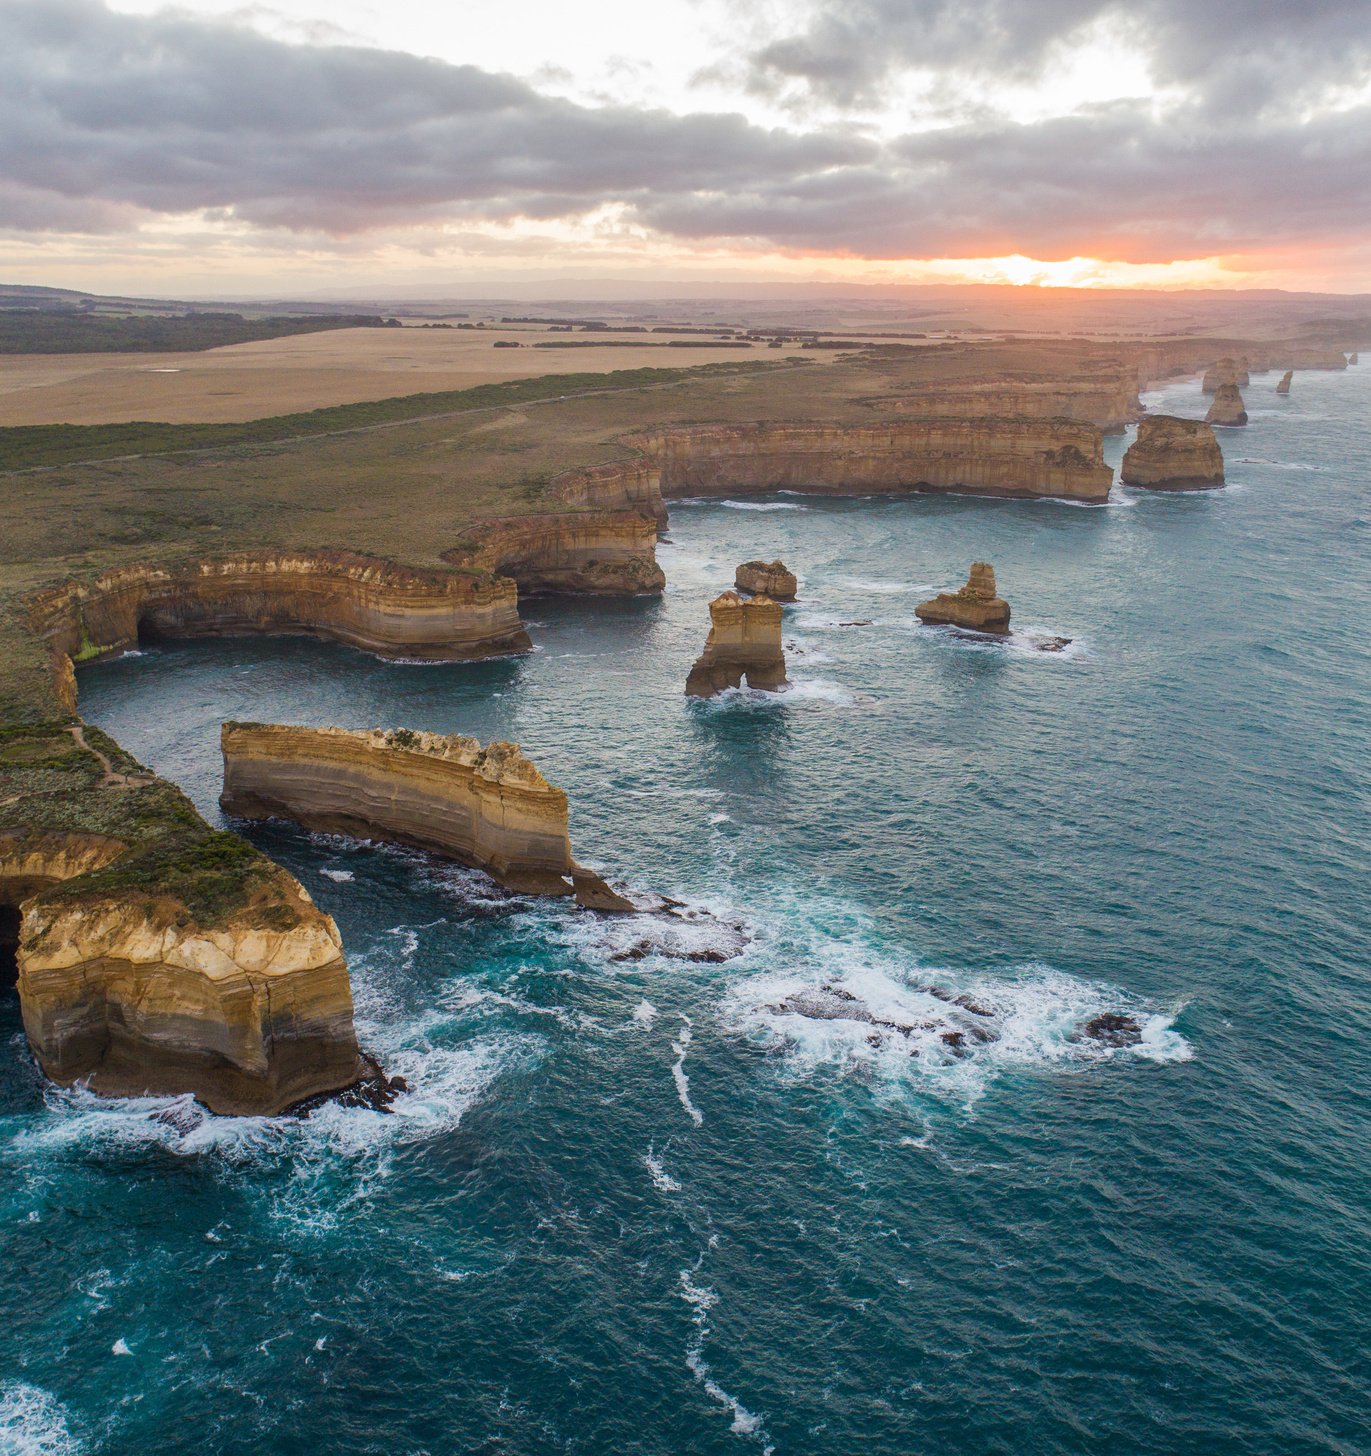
xmin=1120 ymin=415 xmax=1225 ymax=490
xmin=1202 ymin=357 xmax=1249 ymax=394
xmin=1205 ymin=383 xmax=1248 ymax=427
xmin=735 ymin=559 xmax=797 ymax=600
xmin=915 ymin=563 xmax=1011 ymax=635
xmin=685 ymin=591 xmax=788 ymax=697
xmin=1351 ymin=352 xmax=1360 ymax=365
xmin=1276 ymin=370 xmax=1293 ymax=395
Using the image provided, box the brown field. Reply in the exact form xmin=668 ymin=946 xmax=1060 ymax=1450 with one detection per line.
xmin=0 ymin=325 xmax=825 ymax=426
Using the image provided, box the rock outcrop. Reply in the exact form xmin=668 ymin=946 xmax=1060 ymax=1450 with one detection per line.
xmin=629 ymin=420 xmax=1113 ymax=505
xmin=1276 ymin=371 xmax=1293 ymax=395
xmin=443 ymin=511 xmax=664 ymax=595
xmin=220 ymin=723 xmax=631 ymax=910
xmin=685 ymin=592 xmax=788 ymax=697
xmin=1351 ymin=353 xmax=1360 ymax=365
xmin=26 ymin=552 xmax=530 ymax=678
xmin=1 ymin=725 xmax=364 ymax=1115
xmin=1120 ymin=416 xmax=1225 ymax=490
xmin=735 ymin=560 xmax=797 ymax=600
xmin=1205 ymin=384 xmax=1249 ymax=427
xmin=1202 ymin=357 xmax=1250 ymax=393
xmin=915 ymin=563 xmax=1011 ymax=634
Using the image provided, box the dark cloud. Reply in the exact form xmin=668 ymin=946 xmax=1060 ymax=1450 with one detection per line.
xmin=745 ymin=0 xmax=1371 ymax=112
xmin=1 ymin=0 xmax=1369 ymax=264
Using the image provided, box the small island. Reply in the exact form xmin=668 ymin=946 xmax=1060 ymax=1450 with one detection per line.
xmin=1206 ymin=383 xmax=1249 ymax=427
xmin=735 ymin=559 xmax=798 ymax=600
xmin=915 ymin=563 xmax=1011 ymax=634
xmin=685 ymin=591 xmax=788 ymax=697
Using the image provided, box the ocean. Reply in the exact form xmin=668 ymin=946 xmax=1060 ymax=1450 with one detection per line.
xmin=3 ymin=367 xmax=1368 ymax=1454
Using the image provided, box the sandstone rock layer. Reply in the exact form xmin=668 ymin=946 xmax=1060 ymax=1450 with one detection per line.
xmin=915 ymin=563 xmax=1011 ymax=634
xmin=444 ymin=512 xmax=664 ymax=595
xmin=880 ymin=378 xmax=1142 ymax=434
xmin=1276 ymin=371 xmax=1293 ymax=395
xmin=220 ymin=723 xmax=629 ymax=909
xmin=685 ymin=592 xmax=788 ymax=697
xmin=735 ymin=560 xmax=798 ymax=600
xmin=630 ymin=420 xmax=1113 ymax=505
xmin=1120 ymin=416 xmax=1225 ymax=490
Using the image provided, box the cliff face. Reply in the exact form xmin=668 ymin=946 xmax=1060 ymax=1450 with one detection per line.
xmin=630 ymin=420 xmax=1113 ymax=504
xmin=880 ymin=378 xmax=1143 ymax=433
xmin=685 ymin=592 xmax=788 ymax=697
xmin=26 ymin=552 xmax=530 ymax=682
xmin=444 ymin=511 xmax=665 ymax=595
xmin=1206 ymin=385 xmax=1249 ymax=427
xmin=1120 ymin=416 xmax=1225 ymax=490
xmin=735 ymin=560 xmax=798 ymax=600
xmin=915 ymin=563 xmax=1011 ymax=634
xmin=1 ymin=722 xmax=364 ymax=1117
xmin=220 ymin=723 xmax=629 ymax=908
xmin=551 ymin=460 xmax=668 ymax=527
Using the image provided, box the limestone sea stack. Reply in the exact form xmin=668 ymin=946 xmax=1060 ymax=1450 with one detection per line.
xmin=685 ymin=592 xmax=787 ymax=697
xmin=1206 ymin=384 xmax=1249 ymax=427
xmin=1351 ymin=353 xmax=1360 ymax=365
xmin=1276 ymin=371 xmax=1293 ymax=395
xmin=915 ymin=563 xmax=1011 ymax=634
xmin=735 ymin=560 xmax=798 ymax=600
xmin=220 ymin=723 xmax=632 ymax=911
xmin=1202 ymin=357 xmax=1250 ymax=393
xmin=1120 ymin=415 xmax=1225 ymax=490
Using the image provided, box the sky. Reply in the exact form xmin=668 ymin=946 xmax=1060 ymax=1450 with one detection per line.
xmin=2 ymin=0 xmax=1370 ymax=296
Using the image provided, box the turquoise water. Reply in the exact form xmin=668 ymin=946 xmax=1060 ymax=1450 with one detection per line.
xmin=3 ymin=370 xmax=1369 ymax=1454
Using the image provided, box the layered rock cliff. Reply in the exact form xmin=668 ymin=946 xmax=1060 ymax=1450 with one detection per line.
xmin=1120 ymin=416 xmax=1225 ymax=490
xmin=220 ymin=723 xmax=630 ymax=909
xmin=915 ymin=563 xmax=1011 ymax=634
xmin=1206 ymin=385 xmax=1249 ymax=427
xmin=26 ymin=552 xmax=531 ymax=681
xmin=444 ymin=511 xmax=665 ymax=595
xmin=879 ymin=377 xmax=1143 ymax=434
xmin=1 ymin=724 xmax=363 ymax=1115
xmin=685 ymin=592 xmax=788 ymax=697
xmin=1276 ymin=371 xmax=1293 ymax=395
xmin=629 ymin=420 xmax=1113 ymax=505
xmin=735 ymin=560 xmax=798 ymax=600
xmin=550 ymin=460 xmax=668 ymax=527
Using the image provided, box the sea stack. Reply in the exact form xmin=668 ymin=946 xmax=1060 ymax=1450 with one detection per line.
xmin=1120 ymin=415 xmax=1225 ymax=490
xmin=685 ymin=592 xmax=787 ymax=697
xmin=735 ymin=560 xmax=798 ymax=600
xmin=1350 ymin=353 xmax=1359 ymax=365
xmin=915 ymin=563 xmax=1011 ymax=634
xmin=1202 ymin=357 xmax=1249 ymax=393
xmin=1206 ymin=384 xmax=1248 ymax=427
xmin=1276 ymin=371 xmax=1293 ymax=395
xmin=220 ymin=723 xmax=632 ymax=911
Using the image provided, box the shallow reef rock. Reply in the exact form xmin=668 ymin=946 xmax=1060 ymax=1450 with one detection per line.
xmin=1205 ymin=384 xmax=1249 ymax=428
xmin=915 ymin=563 xmax=1011 ymax=634
xmin=629 ymin=419 xmax=1113 ymax=504
xmin=1276 ymin=371 xmax=1293 ymax=395
xmin=1202 ymin=357 xmax=1250 ymax=393
xmin=1120 ymin=415 xmax=1225 ymax=490
xmin=735 ymin=560 xmax=798 ymax=600
xmin=220 ymin=722 xmax=631 ymax=911
xmin=685 ymin=592 xmax=788 ymax=697
xmin=26 ymin=551 xmax=530 ymax=673
xmin=1 ymin=725 xmax=364 ymax=1116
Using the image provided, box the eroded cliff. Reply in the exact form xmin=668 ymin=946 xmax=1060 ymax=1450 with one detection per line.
xmin=629 ymin=420 xmax=1113 ymax=504
xmin=878 ymin=377 xmax=1142 ymax=433
xmin=220 ymin=723 xmax=630 ymax=910
xmin=444 ymin=511 xmax=665 ymax=595
xmin=1 ymin=723 xmax=363 ymax=1114
xmin=1120 ymin=416 xmax=1225 ymax=490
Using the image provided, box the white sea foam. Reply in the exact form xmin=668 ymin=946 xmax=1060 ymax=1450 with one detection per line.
xmin=671 ymin=1018 xmax=704 ymax=1126
xmin=716 ymin=500 xmax=807 ymax=511
xmin=320 ymin=869 xmax=354 ymax=882
xmin=678 ymin=1268 xmax=768 ymax=1443
xmin=691 ymin=677 xmax=873 ymax=711
xmin=111 ymin=1339 xmax=131 ymax=1357
xmin=632 ymin=1000 xmax=659 ymax=1028
xmin=644 ymin=1146 xmax=682 ymax=1193
xmin=0 ymin=1383 xmax=83 ymax=1456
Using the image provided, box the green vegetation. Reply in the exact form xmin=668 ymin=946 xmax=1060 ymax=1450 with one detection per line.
xmin=0 ymin=722 xmax=282 ymax=927
xmin=0 ymin=362 xmax=773 ymax=471
xmin=0 ymin=310 xmax=398 ymax=356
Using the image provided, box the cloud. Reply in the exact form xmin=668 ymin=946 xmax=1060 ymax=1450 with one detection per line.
xmin=1 ymin=0 xmax=1369 ymax=267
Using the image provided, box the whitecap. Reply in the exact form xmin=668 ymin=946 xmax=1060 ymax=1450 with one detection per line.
xmin=111 ymin=1339 xmax=131 ymax=1357
xmin=677 ymin=1268 xmax=768 ymax=1442
xmin=320 ymin=869 xmax=354 ymax=883
xmin=644 ymin=1146 xmax=682 ymax=1193
xmin=671 ymin=1018 xmax=704 ymax=1127
xmin=716 ymin=500 xmax=807 ymax=511
xmin=0 ymin=1382 xmax=83 ymax=1455
xmin=632 ymin=1000 xmax=659 ymax=1028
